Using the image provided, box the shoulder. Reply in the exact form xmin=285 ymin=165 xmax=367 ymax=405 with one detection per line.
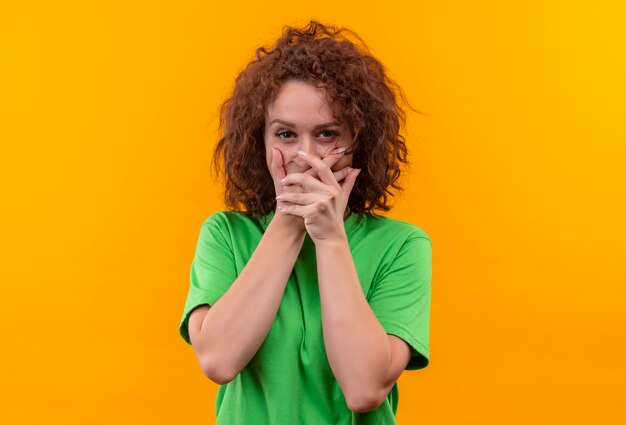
xmin=200 ymin=210 xmax=271 ymax=236
xmin=203 ymin=210 xmax=243 ymax=226
xmin=357 ymin=213 xmax=431 ymax=244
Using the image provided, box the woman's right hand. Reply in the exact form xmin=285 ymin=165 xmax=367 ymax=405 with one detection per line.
xmin=269 ymin=146 xmax=352 ymax=230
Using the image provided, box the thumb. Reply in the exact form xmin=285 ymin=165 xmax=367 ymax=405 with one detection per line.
xmin=340 ymin=167 xmax=361 ymax=197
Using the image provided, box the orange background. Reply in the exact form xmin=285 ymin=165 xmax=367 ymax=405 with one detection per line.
xmin=1 ymin=1 xmax=625 ymax=424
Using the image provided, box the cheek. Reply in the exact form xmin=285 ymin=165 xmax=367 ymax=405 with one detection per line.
xmin=283 ymin=157 xmax=305 ymax=174
xmin=266 ymin=144 xmax=299 ymax=170
xmin=278 ymin=145 xmax=299 ymax=163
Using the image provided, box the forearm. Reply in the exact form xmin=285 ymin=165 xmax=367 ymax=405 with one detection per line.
xmin=198 ymin=213 xmax=306 ymax=381
xmin=316 ymin=236 xmax=391 ymax=409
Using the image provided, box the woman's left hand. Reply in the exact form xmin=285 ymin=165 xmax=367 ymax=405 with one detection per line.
xmin=276 ymin=150 xmax=361 ymax=243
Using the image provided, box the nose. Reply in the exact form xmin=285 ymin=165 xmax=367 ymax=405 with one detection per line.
xmin=299 ymin=136 xmax=317 ymax=155
xmin=298 ymin=135 xmax=334 ymax=158
xmin=292 ymin=136 xmax=321 ymax=172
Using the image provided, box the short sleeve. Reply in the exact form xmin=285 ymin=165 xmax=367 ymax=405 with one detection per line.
xmin=178 ymin=214 xmax=237 ymax=345
xmin=368 ymin=234 xmax=432 ymax=370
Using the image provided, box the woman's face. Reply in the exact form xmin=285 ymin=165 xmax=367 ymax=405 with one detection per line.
xmin=264 ymin=80 xmax=354 ymax=176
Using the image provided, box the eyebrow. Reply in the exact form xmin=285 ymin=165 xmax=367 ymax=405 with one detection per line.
xmin=270 ymin=119 xmax=341 ymax=129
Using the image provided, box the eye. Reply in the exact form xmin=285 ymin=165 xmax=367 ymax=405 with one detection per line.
xmin=319 ymin=130 xmax=340 ymax=140
xmin=275 ymin=130 xmax=295 ymax=140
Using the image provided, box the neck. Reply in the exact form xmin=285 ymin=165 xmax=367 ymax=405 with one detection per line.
xmin=343 ymin=206 xmax=351 ymax=221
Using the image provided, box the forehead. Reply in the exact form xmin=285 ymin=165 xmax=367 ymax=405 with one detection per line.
xmin=266 ymin=80 xmax=339 ymax=122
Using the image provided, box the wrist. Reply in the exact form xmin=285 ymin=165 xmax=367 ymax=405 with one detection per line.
xmin=312 ymin=231 xmax=349 ymax=248
xmin=273 ymin=210 xmax=307 ymax=233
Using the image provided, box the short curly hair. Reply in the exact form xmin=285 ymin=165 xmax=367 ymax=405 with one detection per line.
xmin=212 ymin=20 xmax=422 ymax=218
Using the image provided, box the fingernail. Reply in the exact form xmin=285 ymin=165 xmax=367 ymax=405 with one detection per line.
xmin=333 ymin=147 xmax=347 ymax=154
xmin=275 ymin=195 xmax=281 ymax=200
xmin=297 ymin=150 xmax=307 ymax=156
xmin=277 ymin=205 xmax=284 ymax=211
xmin=281 ymin=177 xmax=286 ymax=184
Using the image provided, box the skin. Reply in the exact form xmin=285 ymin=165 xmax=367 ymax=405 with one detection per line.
xmin=263 ymin=78 xmax=356 ymax=228
xmin=188 ymin=79 xmax=411 ymax=413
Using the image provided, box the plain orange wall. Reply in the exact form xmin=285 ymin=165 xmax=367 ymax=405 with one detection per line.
xmin=1 ymin=1 xmax=625 ymax=424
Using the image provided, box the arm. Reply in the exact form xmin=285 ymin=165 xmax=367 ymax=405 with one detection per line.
xmin=276 ymin=150 xmax=411 ymax=411
xmin=188 ymin=213 xmax=306 ymax=384
xmin=187 ymin=147 xmax=350 ymax=385
xmin=315 ymin=236 xmax=412 ymax=413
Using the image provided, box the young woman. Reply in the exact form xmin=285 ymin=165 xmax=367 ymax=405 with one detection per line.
xmin=179 ymin=20 xmax=432 ymax=424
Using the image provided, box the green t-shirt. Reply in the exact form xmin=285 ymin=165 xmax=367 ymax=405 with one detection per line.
xmin=179 ymin=210 xmax=432 ymax=424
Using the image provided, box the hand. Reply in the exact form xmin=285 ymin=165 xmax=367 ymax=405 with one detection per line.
xmin=269 ymin=147 xmax=353 ymax=231
xmin=276 ymin=150 xmax=362 ymax=243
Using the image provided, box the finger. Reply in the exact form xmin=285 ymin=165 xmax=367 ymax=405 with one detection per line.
xmin=296 ymin=150 xmax=341 ymax=189
xmin=302 ymin=147 xmax=348 ymax=179
xmin=307 ymin=147 xmax=348 ymax=173
xmin=271 ymin=147 xmax=287 ymax=181
xmin=290 ymin=148 xmax=342 ymax=175
xmin=332 ymin=166 xmax=353 ymax=183
xmin=304 ymin=167 xmax=352 ymax=184
xmin=276 ymin=202 xmax=311 ymax=220
xmin=340 ymin=168 xmax=362 ymax=198
xmin=270 ymin=147 xmax=285 ymax=181
xmin=281 ymin=183 xmax=306 ymax=195
xmin=275 ymin=191 xmax=319 ymax=206
xmin=304 ymin=167 xmax=351 ymax=184
xmin=281 ymin=172 xmax=329 ymax=192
